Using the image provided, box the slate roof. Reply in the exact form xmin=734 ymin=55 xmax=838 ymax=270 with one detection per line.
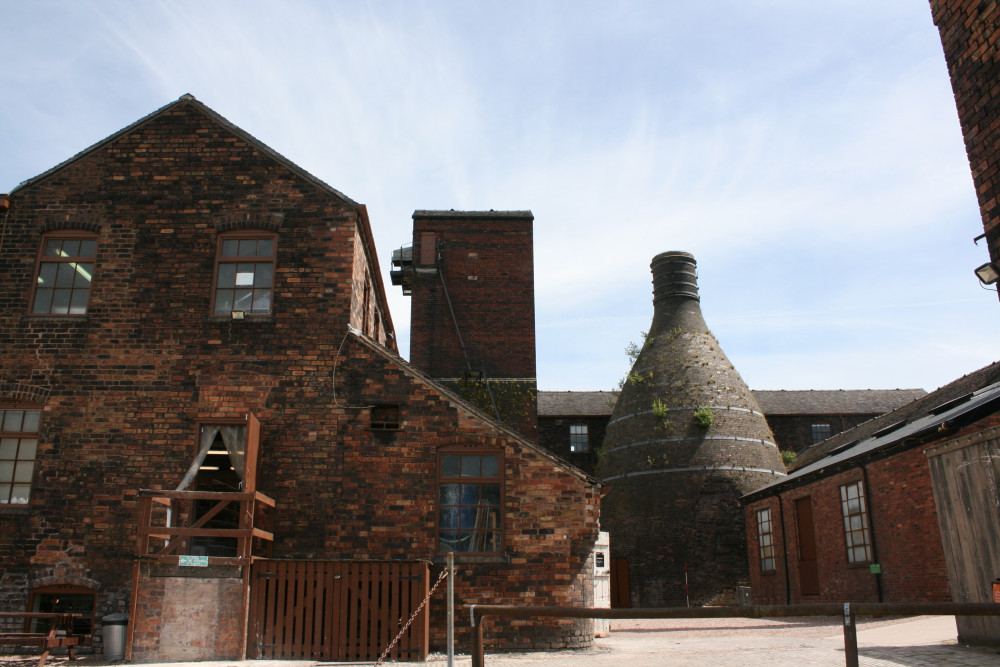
xmin=744 ymin=361 xmax=1000 ymax=500
xmin=537 ymin=391 xmax=617 ymax=417
xmin=752 ymin=389 xmax=926 ymax=415
xmin=536 ymin=388 xmax=925 ymax=418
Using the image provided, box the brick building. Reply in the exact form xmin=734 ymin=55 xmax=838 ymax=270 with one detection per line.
xmin=742 ymin=362 xmax=1000 ymax=608
xmin=0 ymin=95 xmax=601 ymax=661
xmin=391 ymin=210 xmax=538 ymax=440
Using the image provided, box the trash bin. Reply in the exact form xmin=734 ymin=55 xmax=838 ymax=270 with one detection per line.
xmin=102 ymin=612 xmax=128 ymax=661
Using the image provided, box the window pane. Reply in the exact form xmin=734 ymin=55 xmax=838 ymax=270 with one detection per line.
xmin=254 ymin=263 xmax=273 ymax=287
xmin=257 ymin=239 xmax=274 ymax=256
xmin=32 ymin=289 xmax=53 ymax=314
xmin=19 ymin=439 xmax=37 ymax=459
xmin=480 ymin=484 xmax=500 ymax=505
xmin=55 ymin=263 xmax=76 ymax=287
xmin=439 ymin=532 xmax=460 ymax=553
xmin=79 ymin=240 xmax=96 ymax=257
xmin=460 ymin=483 xmax=479 ymax=505
xmin=10 ymin=484 xmax=30 ymax=504
xmin=44 ymin=240 xmax=63 ymax=257
xmin=61 ymin=240 xmax=81 ymax=257
xmin=235 ymin=264 xmax=255 ymax=286
xmin=13 ymin=461 xmax=33 ymax=483
xmin=0 ymin=462 xmax=13 ymax=482
xmin=440 ymin=507 xmax=459 ymax=530
xmin=69 ymin=290 xmax=89 ymax=315
xmin=0 ymin=439 xmax=17 ymax=458
xmin=481 ymin=455 xmax=499 ymax=477
xmin=214 ymin=289 xmax=234 ymax=315
xmin=460 ymin=455 xmax=480 ymax=477
xmin=221 ymin=239 xmax=239 ymax=257
xmin=440 ymin=483 xmax=460 ymax=506
xmin=251 ymin=290 xmax=271 ymax=313
xmin=51 ymin=289 xmax=71 ymax=314
xmin=233 ymin=289 xmax=253 ymax=311
xmin=3 ymin=411 xmax=24 ymax=432
xmin=238 ymin=239 xmax=258 ymax=257
xmin=22 ymin=412 xmax=40 ymax=432
xmin=460 ymin=506 xmax=477 ymax=530
xmin=442 ymin=455 xmax=460 ymax=477
xmin=217 ymin=263 xmax=236 ymax=288
xmin=73 ymin=263 xmax=93 ymax=287
xmin=0 ymin=484 xmax=10 ymax=502
xmin=37 ymin=263 xmax=57 ymax=285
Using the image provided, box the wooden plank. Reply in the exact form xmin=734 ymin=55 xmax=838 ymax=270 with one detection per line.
xmin=301 ymin=560 xmax=316 ymax=659
xmin=334 ymin=560 xmax=350 ymax=661
xmin=388 ymin=561 xmax=401 ymax=661
xmin=377 ymin=563 xmax=392 ymax=659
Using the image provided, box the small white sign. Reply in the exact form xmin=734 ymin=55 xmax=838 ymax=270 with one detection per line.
xmin=178 ymin=555 xmax=209 ymax=567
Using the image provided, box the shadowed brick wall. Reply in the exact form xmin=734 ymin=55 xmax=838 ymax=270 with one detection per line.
xmin=930 ymin=0 xmax=1000 ymax=292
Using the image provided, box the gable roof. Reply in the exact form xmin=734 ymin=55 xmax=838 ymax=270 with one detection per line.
xmin=745 ymin=360 xmax=1000 ymax=500
xmin=752 ymin=389 xmax=926 ymax=415
xmin=11 ymin=94 xmax=360 ymax=209
xmin=538 ymin=391 xmax=617 ymax=417
xmin=349 ymin=332 xmax=599 ymax=486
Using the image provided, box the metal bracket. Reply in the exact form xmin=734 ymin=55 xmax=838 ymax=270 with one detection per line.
xmin=844 ymin=602 xmax=851 ymax=626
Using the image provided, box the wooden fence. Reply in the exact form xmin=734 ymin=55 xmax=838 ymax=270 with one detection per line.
xmin=249 ymin=559 xmax=430 ymax=662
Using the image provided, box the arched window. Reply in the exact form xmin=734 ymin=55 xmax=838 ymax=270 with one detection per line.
xmin=28 ymin=585 xmax=97 ymax=645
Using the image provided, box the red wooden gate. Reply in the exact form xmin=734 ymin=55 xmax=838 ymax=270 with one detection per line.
xmin=249 ymin=560 xmax=430 ymax=662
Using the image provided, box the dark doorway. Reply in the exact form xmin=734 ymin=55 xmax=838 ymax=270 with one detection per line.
xmin=794 ymin=496 xmax=820 ymax=596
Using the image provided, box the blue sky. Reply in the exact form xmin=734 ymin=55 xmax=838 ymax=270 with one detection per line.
xmin=2 ymin=1 xmax=998 ymax=392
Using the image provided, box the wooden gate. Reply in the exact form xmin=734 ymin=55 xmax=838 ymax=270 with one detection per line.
xmin=249 ymin=560 xmax=430 ymax=662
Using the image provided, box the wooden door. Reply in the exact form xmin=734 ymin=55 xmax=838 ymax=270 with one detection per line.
xmin=794 ymin=497 xmax=820 ymax=596
xmin=609 ymin=557 xmax=631 ymax=608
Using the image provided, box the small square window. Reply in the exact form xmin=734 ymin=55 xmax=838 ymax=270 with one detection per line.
xmin=370 ymin=405 xmax=400 ymax=430
xmin=569 ymin=424 xmax=589 ymax=452
xmin=811 ymin=423 xmax=832 ymax=444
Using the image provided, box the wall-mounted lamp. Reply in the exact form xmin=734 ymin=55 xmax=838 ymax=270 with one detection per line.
xmin=974 ymin=261 xmax=1000 ymax=286
xmin=464 ymin=369 xmax=484 ymax=381
xmin=231 ymin=310 xmax=246 ymax=320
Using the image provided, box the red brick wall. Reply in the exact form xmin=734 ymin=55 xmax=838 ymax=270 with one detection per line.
xmin=745 ymin=443 xmax=951 ymax=604
xmin=930 ymin=0 xmax=1000 ymax=274
xmin=130 ymin=570 xmax=245 ymax=662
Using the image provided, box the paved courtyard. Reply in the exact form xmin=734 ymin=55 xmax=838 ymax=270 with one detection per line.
xmin=2 ymin=615 xmax=998 ymax=667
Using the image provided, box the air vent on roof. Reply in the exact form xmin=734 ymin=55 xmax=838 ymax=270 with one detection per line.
xmin=929 ymin=392 xmax=973 ymax=416
xmin=870 ymin=420 xmax=907 ymax=439
xmin=828 ymin=439 xmax=860 ymax=456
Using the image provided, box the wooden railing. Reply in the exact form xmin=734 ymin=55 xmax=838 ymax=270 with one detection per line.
xmin=135 ymin=489 xmax=275 ymax=566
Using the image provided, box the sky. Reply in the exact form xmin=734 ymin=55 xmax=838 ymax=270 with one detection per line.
xmin=2 ymin=1 xmax=998 ymax=393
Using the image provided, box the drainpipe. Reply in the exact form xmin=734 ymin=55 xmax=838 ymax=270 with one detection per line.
xmin=859 ymin=463 xmax=884 ymax=602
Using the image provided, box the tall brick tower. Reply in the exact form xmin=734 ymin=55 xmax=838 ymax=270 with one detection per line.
xmin=930 ymin=1 xmax=1000 ymax=297
xmin=391 ymin=210 xmax=538 ymax=440
xmin=597 ymin=252 xmax=786 ymax=607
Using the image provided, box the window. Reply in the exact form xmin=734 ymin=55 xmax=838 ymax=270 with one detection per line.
xmin=438 ymin=451 xmax=501 ymax=553
xmin=29 ymin=585 xmax=96 ymax=645
xmin=370 ymin=405 xmax=400 ymax=430
xmin=756 ymin=507 xmax=776 ymax=573
xmin=811 ymin=423 xmax=832 ymax=444
xmin=840 ymin=481 xmax=872 ymax=564
xmin=0 ymin=407 xmax=41 ymax=504
xmin=211 ymin=233 xmax=275 ymax=316
xmin=30 ymin=234 xmax=97 ymax=315
xmin=569 ymin=424 xmax=589 ymax=452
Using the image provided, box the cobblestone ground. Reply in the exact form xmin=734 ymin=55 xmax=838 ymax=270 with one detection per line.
xmin=2 ymin=615 xmax=998 ymax=667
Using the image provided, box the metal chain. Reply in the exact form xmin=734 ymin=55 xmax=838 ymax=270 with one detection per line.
xmin=373 ymin=567 xmax=449 ymax=666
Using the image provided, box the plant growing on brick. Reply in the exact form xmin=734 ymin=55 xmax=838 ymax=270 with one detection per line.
xmin=693 ymin=406 xmax=714 ymax=428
